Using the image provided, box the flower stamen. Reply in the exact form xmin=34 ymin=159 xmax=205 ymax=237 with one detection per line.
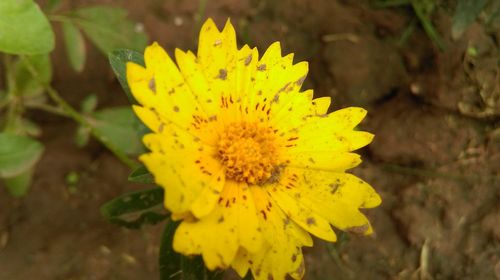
xmin=217 ymin=122 xmax=279 ymax=184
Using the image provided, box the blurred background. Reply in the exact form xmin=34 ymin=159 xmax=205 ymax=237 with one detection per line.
xmin=0 ymin=0 xmax=499 ymax=279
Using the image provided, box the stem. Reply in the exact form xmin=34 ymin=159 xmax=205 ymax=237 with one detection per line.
xmin=20 ymin=56 xmax=137 ymax=169
xmin=2 ymin=55 xmax=19 ymax=131
xmin=25 ymin=102 xmax=67 ymax=117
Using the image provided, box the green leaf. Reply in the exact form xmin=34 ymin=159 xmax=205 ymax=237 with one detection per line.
xmin=159 ymin=221 xmax=225 ymax=280
xmin=89 ymin=106 xmax=145 ymax=155
xmin=62 ymin=21 xmax=86 ymax=72
xmin=74 ymin=125 xmax=90 ymax=147
xmin=411 ymin=0 xmax=446 ymax=51
xmin=80 ymin=93 xmax=98 ymax=113
xmin=159 ymin=219 xmax=182 ymax=279
xmin=100 ymin=187 xmax=167 ymax=229
xmin=108 ymin=49 xmax=145 ymax=103
xmin=14 ymin=54 xmax=52 ymax=97
xmin=71 ymin=6 xmax=147 ymax=54
xmin=3 ymin=117 xmax=42 ymax=137
xmin=3 ymin=167 xmax=33 ymax=197
xmin=452 ymin=0 xmax=489 ymax=39
xmin=0 ymin=0 xmax=55 ymax=54
xmin=22 ymin=118 xmax=42 ymax=137
xmin=128 ymin=165 xmax=154 ymax=184
xmin=0 ymin=133 xmax=43 ymax=178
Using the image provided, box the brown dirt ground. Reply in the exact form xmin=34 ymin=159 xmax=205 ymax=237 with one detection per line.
xmin=1 ymin=0 xmax=499 ymax=279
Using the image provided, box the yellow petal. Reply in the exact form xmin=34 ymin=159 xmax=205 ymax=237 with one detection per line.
xmin=197 ymin=18 xmax=237 ymax=77
xmin=266 ymin=184 xmax=337 ymax=242
xmin=310 ymin=96 xmax=331 ymax=116
xmin=290 ymin=123 xmax=374 ymax=153
xmin=270 ymin=90 xmax=314 ymax=134
xmin=231 ymin=186 xmax=310 ymax=280
xmin=140 ymin=128 xmax=224 ymax=215
xmin=132 ymin=105 xmax=172 ymax=134
xmin=277 ymin=167 xmax=381 ymax=235
xmin=286 ymin=151 xmax=362 ymax=172
xmin=127 ymin=45 xmax=204 ymax=127
xmin=173 ymin=181 xmax=262 ymax=269
xmin=240 ymin=42 xmax=310 ymax=124
xmin=189 ymin=171 xmax=225 ymax=218
xmin=236 ymin=45 xmax=259 ymax=99
xmin=175 ymin=49 xmax=221 ymax=117
xmin=327 ymin=107 xmax=367 ymax=130
xmin=270 ymin=192 xmax=337 ymax=242
xmin=143 ymin=43 xmax=205 ymax=125
xmin=126 ymin=62 xmax=155 ymax=107
xmin=197 ymin=19 xmax=237 ymax=79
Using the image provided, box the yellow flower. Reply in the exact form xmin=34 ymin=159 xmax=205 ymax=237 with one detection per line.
xmin=127 ymin=18 xmax=381 ymax=280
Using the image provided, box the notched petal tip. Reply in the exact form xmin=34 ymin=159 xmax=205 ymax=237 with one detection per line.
xmin=260 ymin=41 xmax=282 ymax=62
xmin=223 ymin=18 xmax=235 ymax=32
xmin=202 ymin=17 xmax=219 ymax=31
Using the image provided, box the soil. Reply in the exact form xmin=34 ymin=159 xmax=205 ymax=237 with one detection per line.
xmin=1 ymin=0 xmax=499 ymax=279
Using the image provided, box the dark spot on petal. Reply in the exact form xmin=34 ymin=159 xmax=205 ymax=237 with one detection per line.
xmin=218 ymin=68 xmax=227 ymax=80
xmin=244 ymin=54 xmax=252 ymax=66
xmin=295 ymin=259 xmax=305 ymax=276
xmin=295 ymin=75 xmax=306 ymax=86
xmin=278 ymin=82 xmax=290 ymax=93
xmin=329 ymin=183 xmax=340 ymax=194
xmin=218 ymin=216 xmax=224 ymax=223
xmin=272 ymin=93 xmax=280 ymax=103
xmin=346 ymin=224 xmax=370 ymax=235
xmin=291 ymin=254 xmax=297 ymax=262
xmin=260 ymin=210 xmax=267 ymax=220
xmin=148 ymin=78 xmax=156 ymax=93
xmin=173 ymin=106 xmax=180 ymax=112
xmin=257 ymin=64 xmax=266 ymax=71
xmin=306 ymin=217 xmax=316 ymax=225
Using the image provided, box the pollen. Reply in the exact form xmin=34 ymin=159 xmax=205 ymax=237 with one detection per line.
xmin=217 ymin=122 xmax=280 ymax=184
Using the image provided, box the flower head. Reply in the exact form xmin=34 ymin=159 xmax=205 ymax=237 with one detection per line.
xmin=127 ymin=18 xmax=381 ymax=279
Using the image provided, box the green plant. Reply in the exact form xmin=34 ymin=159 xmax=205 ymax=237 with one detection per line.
xmin=0 ymin=0 xmax=147 ymax=196
xmin=373 ymin=0 xmax=500 ymax=50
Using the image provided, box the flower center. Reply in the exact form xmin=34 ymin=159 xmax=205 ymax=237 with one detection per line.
xmin=217 ymin=122 xmax=279 ymax=184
